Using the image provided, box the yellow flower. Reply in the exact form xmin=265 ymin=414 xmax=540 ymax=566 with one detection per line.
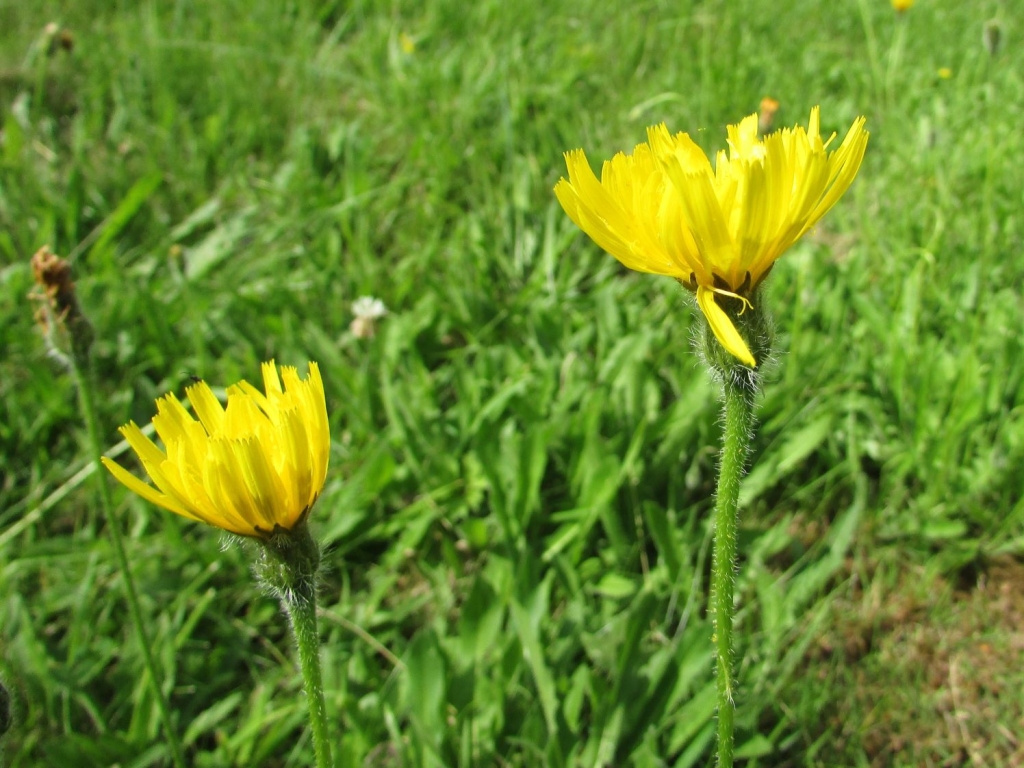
xmin=103 ymin=361 xmax=330 ymax=538
xmin=758 ymin=96 xmax=780 ymax=135
xmin=554 ymin=107 xmax=868 ymax=367
xmin=891 ymin=0 xmax=913 ymax=12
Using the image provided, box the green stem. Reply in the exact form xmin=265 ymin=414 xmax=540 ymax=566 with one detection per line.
xmin=254 ymin=522 xmax=334 ymax=765
xmin=884 ymin=14 xmax=907 ymax=111
xmin=70 ymin=358 xmax=187 ymax=768
xmin=283 ymin=582 xmax=333 ymax=768
xmin=855 ymin=0 xmax=885 ymax=110
xmin=711 ymin=381 xmax=755 ymax=768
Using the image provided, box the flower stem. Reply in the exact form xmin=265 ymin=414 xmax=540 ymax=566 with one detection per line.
xmin=282 ymin=581 xmax=333 ymax=768
xmin=254 ymin=522 xmax=334 ymax=765
xmin=711 ymin=381 xmax=755 ymax=768
xmin=70 ymin=358 xmax=187 ymax=768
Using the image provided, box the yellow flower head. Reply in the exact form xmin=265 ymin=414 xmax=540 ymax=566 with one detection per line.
xmin=554 ymin=107 xmax=868 ymax=367
xmin=102 ymin=361 xmax=330 ymax=538
xmin=891 ymin=0 xmax=913 ymax=12
xmin=758 ymin=96 xmax=780 ymax=134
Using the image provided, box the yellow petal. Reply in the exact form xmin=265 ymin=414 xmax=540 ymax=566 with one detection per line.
xmin=101 ymin=456 xmax=200 ymax=521
xmin=222 ymin=390 xmax=268 ymax=439
xmin=152 ymin=392 xmax=199 ymax=444
xmin=118 ymin=421 xmax=167 ymax=467
xmin=262 ymin=359 xmax=283 ymax=396
xmin=696 ymin=286 xmax=757 ymax=368
xmin=118 ymin=422 xmax=192 ymax=506
xmin=663 ymin=162 xmax=735 ymax=276
xmin=301 ymin=362 xmax=330 ymax=499
xmin=186 ymin=381 xmax=225 ymax=436
xmin=807 ymin=116 xmax=869 ymax=225
xmin=232 ymin=436 xmax=288 ymax=529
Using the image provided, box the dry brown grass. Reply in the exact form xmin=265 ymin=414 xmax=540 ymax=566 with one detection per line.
xmin=807 ymin=556 xmax=1024 ymax=767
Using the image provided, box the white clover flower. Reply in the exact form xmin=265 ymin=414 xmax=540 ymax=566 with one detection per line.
xmin=350 ymin=296 xmax=388 ymax=338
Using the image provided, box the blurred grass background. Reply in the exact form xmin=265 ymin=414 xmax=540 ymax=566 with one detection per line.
xmin=1 ymin=0 xmax=1022 ymax=766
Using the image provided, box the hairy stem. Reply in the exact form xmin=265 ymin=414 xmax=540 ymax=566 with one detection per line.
xmin=282 ymin=581 xmax=333 ymax=768
xmin=711 ymin=381 xmax=755 ymax=768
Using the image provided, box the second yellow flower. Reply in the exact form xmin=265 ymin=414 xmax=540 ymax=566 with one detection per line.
xmin=555 ymin=107 xmax=868 ymax=367
xmin=103 ymin=361 xmax=330 ymax=538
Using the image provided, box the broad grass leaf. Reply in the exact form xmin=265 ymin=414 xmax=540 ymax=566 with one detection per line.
xmin=592 ymin=572 xmax=635 ymax=599
xmin=510 ymin=574 xmax=558 ymax=736
xmin=405 ymin=629 xmax=448 ymax=755
xmin=183 ymin=692 xmax=243 ymax=746
xmin=458 ymin=575 xmax=505 ymax=663
xmin=88 ymin=169 xmax=163 ymax=264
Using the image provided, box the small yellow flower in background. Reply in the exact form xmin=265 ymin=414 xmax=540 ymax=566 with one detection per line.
xmin=758 ymin=97 xmax=780 ymax=135
xmin=891 ymin=0 xmax=913 ymax=13
xmin=554 ymin=107 xmax=868 ymax=367
xmin=103 ymin=361 xmax=329 ymax=538
xmin=399 ymin=32 xmax=416 ymax=54
xmin=937 ymin=67 xmax=953 ymax=79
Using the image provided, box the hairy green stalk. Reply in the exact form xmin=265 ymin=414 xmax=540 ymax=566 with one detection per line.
xmin=711 ymin=381 xmax=755 ymax=768
xmin=285 ymin=585 xmax=333 ymax=768
xmin=255 ymin=522 xmax=333 ymax=768
xmin=71 ymin=357 xmax=188 ymax=768
xmin=698 ymin=290 xmax=767 ymax=768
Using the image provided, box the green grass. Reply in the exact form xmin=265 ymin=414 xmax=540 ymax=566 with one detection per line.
xmin=2 ymin=0 xmax=1023 ymax=765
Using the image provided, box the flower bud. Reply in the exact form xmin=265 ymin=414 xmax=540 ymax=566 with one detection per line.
xmin=29 ymin=246 xmax=94 ymax=365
